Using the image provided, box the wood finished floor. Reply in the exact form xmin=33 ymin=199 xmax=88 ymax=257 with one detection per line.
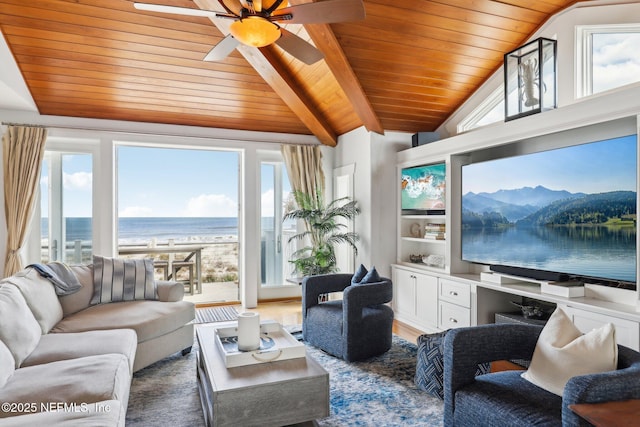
xmin=212 ymin=300 xmax=423 ymax=344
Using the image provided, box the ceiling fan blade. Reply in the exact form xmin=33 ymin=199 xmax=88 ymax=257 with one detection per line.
xmin=275 ymin=29 xmax=324 ymax=65
xmin=204 ymin=35 xmax=241 ymax=61
xmin=134 ymin=3 xmax=220 ymax=18
xmin=271 ymin=0 xmax=365 ymax=24
xmin=217 ymin=0 xmax=242 ymax=16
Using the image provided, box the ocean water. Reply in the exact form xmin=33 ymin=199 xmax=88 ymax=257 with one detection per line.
xmin=42 ymin=217 xmax=240 ymax=244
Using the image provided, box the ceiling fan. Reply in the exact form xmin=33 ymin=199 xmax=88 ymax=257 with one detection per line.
xmin=134 ymin=0 xmax=365 ymax=65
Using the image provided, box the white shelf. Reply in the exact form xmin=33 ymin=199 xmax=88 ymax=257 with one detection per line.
xmin=401 ymin=214 xmax=445 ymax=220
xmin=401 ymin=236 xmax=446 ymax=244
xmin=397 ymin=261 xmax=446 ymax=273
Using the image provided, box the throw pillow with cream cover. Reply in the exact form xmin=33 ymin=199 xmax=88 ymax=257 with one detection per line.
xmin=0 ymin=284 xmax=42 ymax=368
xmin=0 ymin=340 xmax=15 ymax=387
xmin=1 ymin=267 xmax=63 ymax=334
xmin=522 ymin=308 xmax=618 ymax=396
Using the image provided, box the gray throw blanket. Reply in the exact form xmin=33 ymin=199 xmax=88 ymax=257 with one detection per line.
xmin=27 ymin=262 xmax=83 ymax=296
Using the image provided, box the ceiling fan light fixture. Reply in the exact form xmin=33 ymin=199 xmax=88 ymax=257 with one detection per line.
xmin=230 ymin=17 xmax=281 ymax=48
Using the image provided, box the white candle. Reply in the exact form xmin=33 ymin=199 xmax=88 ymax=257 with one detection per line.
xmin=237 ymin=312 xmax=260 ymax=351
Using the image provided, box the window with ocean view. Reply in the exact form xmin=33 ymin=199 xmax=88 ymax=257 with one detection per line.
xmin=117 ymin=146 xmax=240 ymax=303
xmin=40 ymin=151 xmax=93 ymax=264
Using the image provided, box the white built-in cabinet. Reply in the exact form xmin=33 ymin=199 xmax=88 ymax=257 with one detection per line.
xmin=392 ymin=101 xmax=640 ymax=349
xmin=438 ymin=278 xmax=472 ymax=330
xmin=392 ymin=265 xmax=466 ymax=332
xmin=560 ymin=305 xmax=640 ymax=351
xmin=392 ymin=266 xmax=438 ymax=330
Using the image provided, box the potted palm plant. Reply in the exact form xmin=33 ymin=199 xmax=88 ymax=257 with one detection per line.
xmin=283 ymin=190 xmax=360 ymax=277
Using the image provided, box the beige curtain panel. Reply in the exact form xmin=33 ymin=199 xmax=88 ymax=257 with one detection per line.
xmin=3 ymin=125 xmax=48 ymax=277
xmin=281 ymin=144 xmax=325 ymax=197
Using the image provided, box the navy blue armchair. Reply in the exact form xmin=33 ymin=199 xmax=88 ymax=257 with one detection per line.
xmin=302 ymin=273 xmax=394 ymax=362
xmin=443 ymin=323 xmax=640 ymax=426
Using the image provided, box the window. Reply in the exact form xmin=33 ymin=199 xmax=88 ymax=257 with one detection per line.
xmin=457 ymin=87 xmax=504 ymax=133
xmin=577 ymin=25 xmax=640 ymax=97
xmin=40 ymin=151 xmax=93 ymax=263
xmin=117 ymin=145 xmax=240 ymax=303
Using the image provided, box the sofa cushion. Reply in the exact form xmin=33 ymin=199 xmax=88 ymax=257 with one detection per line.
xmin=0 ymin=400 xmax=121 ymax=426
xmin=59 ymin=264 xmax=94 ymax=317
xmin=0 ymin=354 xmax=130 ymax=418
xmin=91 ymin=256 xmax=157 ymax=305
xmin=454 ymin=370 xmax=562 ymax=426
xmin=0 ymin=284 xmax=42 ymax=368
xmin=0 ymin=340 xmax=15 ymax=388
xmin=522 ymin=308 xmax=618 ymax=396
xmin=22 ymin=329 xmax=137 ymax=373
xmin=1 ymin=267 xmax=63 ymax=334
xmin=50 ymin=300 xmax=194 ymax=343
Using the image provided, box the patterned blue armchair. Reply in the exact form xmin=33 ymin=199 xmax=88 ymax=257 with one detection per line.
xmin=443 ymin=323 xmax=640 ymax=426
xmin=302 ymin=273 xmax=394 ymax=362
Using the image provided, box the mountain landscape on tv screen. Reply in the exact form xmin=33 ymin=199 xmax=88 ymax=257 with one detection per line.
xmin=461 ymin=185 xmax=637 ymax=284
xmin=462 ymin=185 xmax=636 ymax=227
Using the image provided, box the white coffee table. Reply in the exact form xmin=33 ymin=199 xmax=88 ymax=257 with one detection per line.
xmin=196 ymin=322 xmax=329 ymax=427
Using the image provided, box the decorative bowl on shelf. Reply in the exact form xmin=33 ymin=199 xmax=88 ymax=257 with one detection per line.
xmin=422 ymin=254 xmax=445 ymax=268
xmin=409 ymin=254 xmax=424 ymax=263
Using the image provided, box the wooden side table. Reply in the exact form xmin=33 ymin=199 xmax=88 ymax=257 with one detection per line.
xmin=569 ymin=399 xmax=640 ymax=427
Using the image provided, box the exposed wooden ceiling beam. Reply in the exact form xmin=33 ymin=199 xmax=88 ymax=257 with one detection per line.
xmin=248 ymin=45 xmax=338 ymax=146
xmin=290 ymin=0 xmax=384 ymax=135
xmin=194 ymin=0 xmax=337 ymax=146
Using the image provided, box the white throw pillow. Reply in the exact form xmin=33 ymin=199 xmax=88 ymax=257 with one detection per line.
xmin=91 ymin=255 xmax=157 ymax=305
xmin=0 ymin=284 xmax=42 ymax=368
xmin=522 ymin=308 xmax=618 ymax=396
xmin=1 ymin=267 xmax=63 ymax=334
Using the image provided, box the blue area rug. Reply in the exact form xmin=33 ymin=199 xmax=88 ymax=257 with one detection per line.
xmin=126 ymin=332 xmax=443 ymax=426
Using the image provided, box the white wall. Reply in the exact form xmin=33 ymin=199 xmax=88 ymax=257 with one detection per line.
xmin=334 ymin=128 xmax=411 ymax=278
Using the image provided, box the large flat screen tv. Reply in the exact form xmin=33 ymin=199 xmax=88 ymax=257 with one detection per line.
xmin=401 ymin=163 xmax=446 ymax=215
xmin=461 ymin=134 xmax=637 ymax=287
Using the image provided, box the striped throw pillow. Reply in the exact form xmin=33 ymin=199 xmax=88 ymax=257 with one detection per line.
xmin=91 ymin=255 xmax=157 ymax=305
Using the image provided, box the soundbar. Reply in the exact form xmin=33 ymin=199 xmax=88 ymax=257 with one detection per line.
xmin=489 ymin=265 xmax=570 ymax=282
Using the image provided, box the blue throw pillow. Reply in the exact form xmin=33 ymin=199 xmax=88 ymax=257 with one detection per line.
xmin=359 ymin=266 xmax=381 ymax=284
xmin=351 ymin=264 xmax=368 ymax=284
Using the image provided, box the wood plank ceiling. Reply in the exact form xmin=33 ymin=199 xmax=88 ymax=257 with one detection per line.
xmin=0 ymin=0 xmax=581 ymax=146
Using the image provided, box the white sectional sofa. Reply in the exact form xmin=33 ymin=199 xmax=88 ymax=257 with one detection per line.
xmin=0 ymin=264 xmax=195 ymax=426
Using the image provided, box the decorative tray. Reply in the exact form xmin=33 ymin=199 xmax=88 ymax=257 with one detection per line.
xmin=213 ymin=320 xmax=306 ymax=368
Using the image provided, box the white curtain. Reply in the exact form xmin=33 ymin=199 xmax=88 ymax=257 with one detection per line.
xmin=3 ymin=125 xmax=48 ymax=277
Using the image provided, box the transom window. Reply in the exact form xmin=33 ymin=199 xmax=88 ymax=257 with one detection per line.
xmin=457 ymin=87 xmax=504 ymax=133
xmin=577 ymin=24 xmax=640 ymax=97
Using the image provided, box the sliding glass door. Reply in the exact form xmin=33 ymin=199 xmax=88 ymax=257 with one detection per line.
xmin=260 ymin=161 xmax=294 ymax=286
xmin=117 ymin=145 xmax=240 ymax=304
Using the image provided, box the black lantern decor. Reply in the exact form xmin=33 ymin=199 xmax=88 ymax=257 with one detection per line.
xmin=504 ymin=37 xmax=557 ymax=121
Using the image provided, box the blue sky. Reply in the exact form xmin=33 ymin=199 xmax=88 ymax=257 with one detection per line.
xmin=41 ymin=146 xmax=289 ymax=218
xmin=117 ymin=146 xmax=239 ymax=217
xmin=463 ymin=135 xmax=637 ymax=194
